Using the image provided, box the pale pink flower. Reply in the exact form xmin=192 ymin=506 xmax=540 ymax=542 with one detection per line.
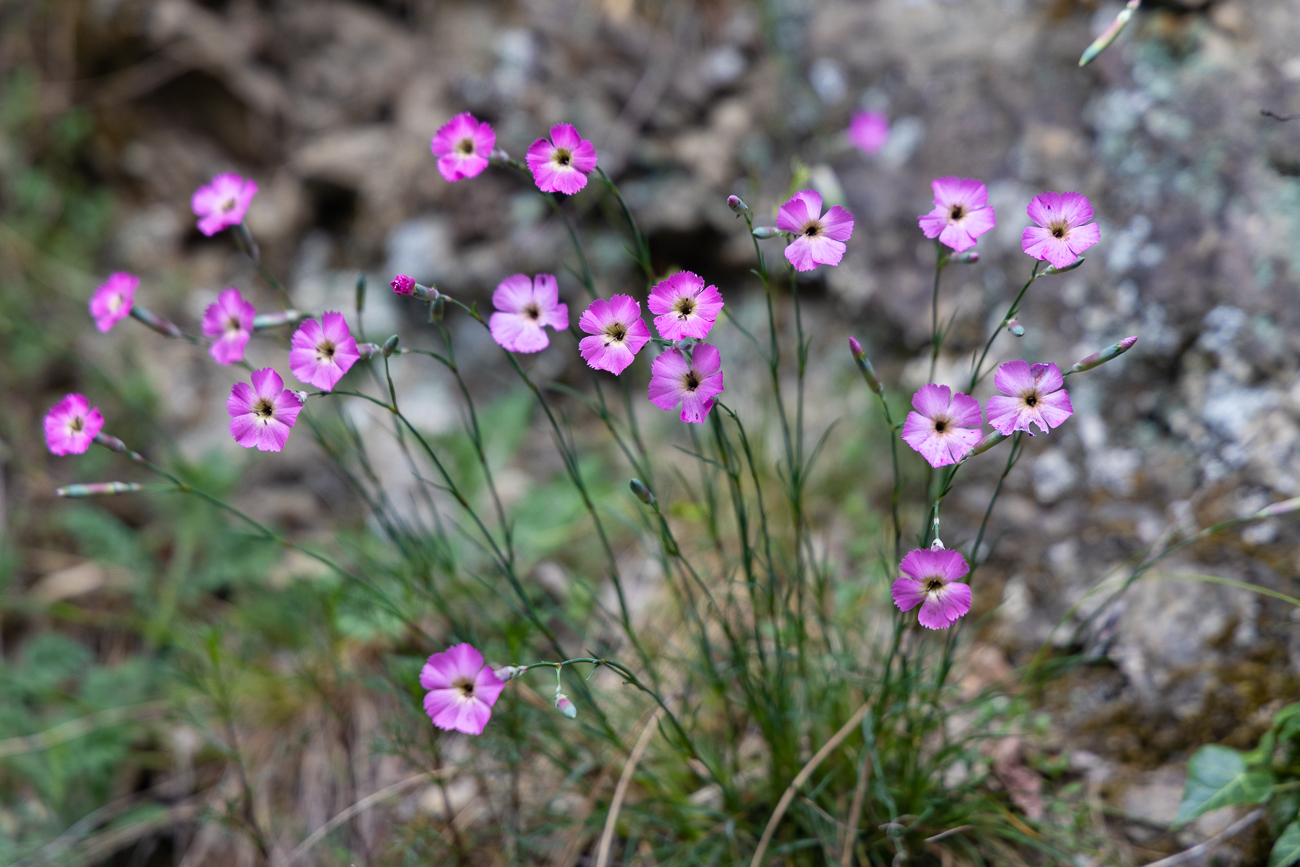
xmin=901 ymin=384 xmax=983 ymax=468
xmin=391 ymin=274 xmax=416 ymax=295
xmin=776 ymin=190 xmax=855 ymax=272
xmin=1021 ymin=191 xmax=1101 ymax=270
xmin=847 ymin=111 xmax=889 ymax=154
xmin=420 ymin=643 xmax=505 ymax=735
xmin=578 ymin=294 xmax=651 ymax=375
xmin=431 ymin=113 xmax=495 ymax=182
xmin=647 ymin=271 xmax=725 ymax=340
xmin=44 ymin=394 xmax=104 ymax=455
xmin=289 ymin=312 xmax=361 ymax=391
xmin=201 ymin=288 xmax=255 ymax=366
xmin=648 ymin=344 xmax=724 ymax=424
xmin=917 ymin=177 xmax=996 ymax=253
xmin=525 ymin=124 xmax=598 ymax=195
xmin=985 ymin=360 xmax=1074 ymax=436
xmin=226 ymin=368 xmax=302 ymax=452
xmin=191 ymin=172 xmax=258 ymax=237
xmin=489 ymin=274 xmax=569 ymax=353
xmin=88 ymin=272 xmax=138 ymax=333
xmin=891 ymin=548 xmax=972 ymax=630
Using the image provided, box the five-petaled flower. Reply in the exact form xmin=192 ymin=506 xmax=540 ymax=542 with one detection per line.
xmin=489 ymin=274 xmax=569 ymax=353
xmin=420 ymin=643 xmax=505 ymax=735
xmin=191 ymin=173 xmax=258 ymax=237
xmin=201 ymin=288 xmax=256 ymax=366
xmin=901 ymin=384 xmax=983 ymax=468
xmin=1021 ymin=191 xmax=1101 ymax=270
xmin=891 ymin=547 xmax=972 ymax=630
xmin=431 ymin=113 xmax=496 ymax=182
xmin=848 ymin=111 xmax=889 ymax=154
xmin=227 ymin=368 xmax=302 ymax=452
xmin=648 ymin=344 xmax=724 ymax=424
xmin=526 ymin=124 xmax=598 ymax=195
xmin=578 ymin=294 xmax=651 ymax=375
xmin=44 ymin=394 xmax=104 ymax=456
xmin=985 ymin=360 xmax=1074 ymax=435
xmin=917 ymin=177 xmax=996 ymax=254
xmin=89 ymin=272 xmax=138 ymax=333
xmin=289 ymin=312 xmax=361 ymax=391
xmin=776 ymin=190 xmax=855 ymax=272
xmin=647 ymin=271 xmax=725 ymax=340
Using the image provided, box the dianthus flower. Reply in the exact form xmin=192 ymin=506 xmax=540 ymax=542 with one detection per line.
xmin=917 ymin=177 xmax=996 ymax=253
xmin=289 ymin=312 xmax=361 ymax=391
xmin=776 ymin=190 xmax=855 ymax=272
xmin=201 ymin=288 xmax=255 ymax=365
xmin=901 ymin=384 xmax=983 ymax=468
xmin=89 ymin=272 xmax=138 ymax=333
xmin=648 ymin=344 xmax=724 ymax=424
xmin=226 ymin=368 xmax=302 ymax=452
xmin=420 ymin=643 xmax=505 ymax=735
xmin=848 ymin=111 xmax=889 ymax=154
xmin=44 ymin=394 xmax=104 ymax=456
xmin=526 ymin=124 xmax=598 ymax=195
xmin=191 ymin=172 xmax=258 ymax=237
xmin=1021 ymin=191 xmax=1101 ymax=270
xmin=578 ymin=294 xmax=651 ymax=375
xmin=431 ymin=113 xmax=495 ymax=182
xmin=985 ymin=360 xmax=1074 ymax=435
xmin=647 ymin=271 xmax=725 ymax=340
xmin=391 ymin=274 xmax=416 ymax=295
xmin=489 ymin=274 xmax=569 ymax=353
xmin=892 ymin=547 xmax=972 ymax=630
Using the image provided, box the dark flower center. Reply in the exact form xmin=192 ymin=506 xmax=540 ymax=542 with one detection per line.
xmin=605 ymin=323 xmax=627 ymax=343
xmin=950 ymin=204 xmax=965 ymax=220
xmin=675 ymin=297 xmax=695 ymax=316
xmin=1025 ymin=394 xmax=1038 ymax=407
xmin=70 ymin=416 xmax=83 ymax=432
xmin=554 ymin=148 xmax=572 ymax=166
xmin=684 ymin=371 xmax=700 ymax=391
xmin=221 ymin=197 xmax=237 ymax=213
xmin=227 ymin=316 xmax=243 ymax=332
xmin=525 ymin=304 xmax=541 ymax=321
xmin=318 ymin=340 xmax=336 ymax=360
xmin=456 ymin=138 xmax=475 ymax=155
xmin=934 ymin=419 xmax=947 ymax=433
xmin=1051 ymin=224 xmax=1066 ymax=239
xmin=455 ymin=677 xmax=475 ymax=698
xmin=925 ymin=578 xmax=945 ymax=593
xmin=804 ymin=222 xmax=821 ymax=237
xmin=254 ymin=399 xmax=274 ymax=419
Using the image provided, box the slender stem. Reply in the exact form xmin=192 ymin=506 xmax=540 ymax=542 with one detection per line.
xmin=968 ymin=262 xmax=1041 ymax=393
xmin=929 ymin=243 xmax=948 ymax=383
xmin=596 ymin=166 xmax=653 ymax=282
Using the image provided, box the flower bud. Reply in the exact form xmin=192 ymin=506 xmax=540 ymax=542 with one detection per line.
xmin=493 ymin=665 xmax=525 ymax=682
xmin=752 ymin=226 xmax=783 ymax=239
xmin=1041 ymin=257 xmax=1085 ymax=276
xmin=952 ymin=251 xmax=980 ymax=264
xmin=1079 ymin=0 xmax=1140 ymax=67
xmin=1065 ymin=335 xmax=1138 ymax=375
xmin=848 ymin=337 xmax=883 ymax=395
xmin=355 ymin=272 xmax=367 ymax=313
xmin=555 ymin=693 xmax=577 ymax=719
xmin=57 ymin=482 xmax=143 ymax=498
xmin=382 ymin=334 xmax=400 ymax=357
xmin=391 ymin=274 xmax=416 ymax=296
xmin=930 ymin=536 xmax=945 ymax=551
xmin=429 ymin=295 xmax=445 ymax=323
xmin=727 ymin=195 xmax=749 ymax=215
xmin=629 ymin=478 xmax=656 ymax=505
xmin=252 ymin=309 xmax=309 ymax=331
xmin=965 ymin=431 xmax=1007 ymax=459
xmin=1260 ymin=497 xmax=1300 ymax=518
xmin=356 ymin=343 xmax=381 ymax=360
xmin=293 ymin=391 xmax=308 ymax=404
xmin=129 ymin=306 xmax=184 ymax=339
xmin=1008 ymin=320 xmax=1025 ymax=337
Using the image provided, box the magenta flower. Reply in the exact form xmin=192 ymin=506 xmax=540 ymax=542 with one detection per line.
xmin=44 ymin=394 xmax=104 ymax=456
xmin=985 ymin=361 xmax=1074 ymax=436
xmin=1021 ymin=191 xmax=1101 ymax=270
xmin=891 ymin=547 xmax=972 ymax=630
xmin=847 ymin=111 xmax=889 ymax=154
xmin=420 ymin=643 xmax=505 ymax=735
xmin=431 ymin=113 xmax=495 ymax=182
xmin=88 ymin=272 xmax=138 ymax=333
xmin=391 ymin=274 xmax=416 ymax=295
xmin=226 ymin=368 xmax=302 ymax=452
xmin=648 ymin=344 xmax=724 ymax=424
xmin=489 ymin=274 xmax=569 ymax=353
xmin=191 ymin=172 xmax=258 ymax=237
xmin=776 ymin=190 xmax=855 ymax=272
xmin=578 ymin=294 xmax=651 ymax=375
xmin=201 ymin=288 xmax=255 ymax=366
xmin=917 ymin=177 xmax=996 ymax=254
xmin=289 ymin=312 xmax=361 ymax=391
xmin=901 ymin=384 xmax=983 ymax=468
xmin=647 ymin=271 xmax=725 ymax=340
xmin=525 ymin=124 xmax=598 ymax=195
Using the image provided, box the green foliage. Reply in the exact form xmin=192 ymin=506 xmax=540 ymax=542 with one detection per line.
xmin=1173 ymin=745 xmax=1274 ymax=827
xmin=1272 ymin=822 xmax=1300 ymax=867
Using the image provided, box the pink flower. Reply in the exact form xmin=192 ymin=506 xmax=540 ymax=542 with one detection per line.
xmin=44 ymin=394 xmax=104 ymax=455
xmin=1021 ymin=191 xmax=1101 ymax=270
xmin=420 ymin=643 xmax=505 ymax=735
xmin=578 ymin=294 xmax=651 ymax=375
xmin=847 ymin=111 xmax=889 ymax=154
xmin=201 ymin=288 xmax=256 ymax=366
xmin=391 ymin=274 xmax=416 ymax=295
xmin=191 ymin=173 xmax=258 ymax=237
xmin=776 ymin=190 xmax=855 ymax=272
xmin=431 ymin=113 xmax=495 ymax=182
xmin=88 ymin=272 xmax=138 ymax=333
xmin=648 ymin=344 xmax=724 ymax=424
xmin=901 ymin=384 xmax=983 ymax=468
xmin=226 ymin=368 xmax=302 ymax=452
xmin=985 ymin=360 xmax=1074 ymax=435
xmin=289 ymin=312 xmax=361 ymax=391
xmin=917 ymin=177 xmax=996 ymax=253
xmin=891 ymin=547 xmax=972 ymax=630
xmin=489 ymin=274 xmax=569 ymax=353
xmin=647 ymin=272 xmax=725 ymax=340
xmin=525 ymin=124 xmax=598 ymax=195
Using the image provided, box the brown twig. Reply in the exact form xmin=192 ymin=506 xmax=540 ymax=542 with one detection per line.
xmin=1140 ymin=808 xmax=1264 ymax=867
xmin=594 ymin=708 xmax=666 ymax=867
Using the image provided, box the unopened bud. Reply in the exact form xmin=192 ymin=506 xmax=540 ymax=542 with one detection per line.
xmin=252 ymin=309 xmax=309 ymax=330
xmin=355 ymin=272 xmax=367 ymax=313
xmin=727 ymin=195 xmax=749 ymax=215
xmin=1066 ymin=335 xmax=1138 ymax=375
xmin=391 ymin=274 xmax=416 ymax=296
xmin=555 ymin=693 xmax=577 ymax=719
xmin=293 ymin=391 xmax=308 ymax=404
xmin=129 ymin=306 xmax=183 ymax=339
xmin=1041 ymin=257 xmax=1085 ymax=276
xmin=356 ymin=343 xmax=382 ymax=360
xmin=57 ymin=482 xmax=143 ymax=498
xmin=1008 ymin=320 xmax=1025 ymax=337
xmin=382 ymin=334 xmax=400 ymax=357
xmin=429 ymin=295 xmax=445 ymax=323
xmin=848 ymin=337 xmax=883 ymax=395
xmin=965 ymin=431 xmax=1008 ymax=459
xmin=930 ymin=536 xmax=945 ymax=551
xmin=952 ymin=250 xmax=980 ymax=264
xmin=629 ymin=478 xmax=655 ymax=505
xmin=752 ymin=226 xmax=783 ymax=240
xmin=1079 ymin=0 xmax=1140 ymax=67
xmin=493 ymin=665 xmax=525 ymax=682
xmin=1259 ymin=497 xmax=1300 ymax=518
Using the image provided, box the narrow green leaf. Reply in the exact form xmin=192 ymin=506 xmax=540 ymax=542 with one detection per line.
xmin=1270 ymin=821 xmax=1300 ymax=867
xmin=1174 ymin=745 xmax=1275 ymax=827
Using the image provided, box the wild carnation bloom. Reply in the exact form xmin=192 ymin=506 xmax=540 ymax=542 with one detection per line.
xmin=430 ymin=113 xmax=495 ymax=182
xmin=648 ymin=344 xmax=724 ymax=424
xmin=1021 ymin=191 xmax=1101 ymax=270
xmin=44 ymin=394 xmax=104 ymax=456
xmin=647 ymin=271 xmax=725 ymax=340
xmin=489 ymin=273 xmax=569 ymax=353
xmin=420 ymin=643 xmax=505 ymax=735
xmin=985 ymin=360 xmax=1074 ymax=435
xmin=891 ymin=547 xmax=972 ymax=630
xmin=89 ymin=272 xmax=138 ymax=333
xmin=776 ymin=190 xmax=855 ymax=272
xmin=191 ymin=172 xmax=258 ymax=237
xmin=289 ymin=312 xmax=361 ymax=391
xmin=391 ymin=274 xmax=416 ymax=295
xmin=578 ymin=294 xmax=651 ymax=375
xmin=201 ymin=288 xmax=255 ymax=365
xmin=901 ymin=384 xmax=983 ymax=468
xmin=226 ymin=368 xmax=302 ymax=452
xmin=847 ymin=111 xmax=889 ymax=154
xmin=917 ymin=177 xmax=996 ymax=253
xmin=526 ymin=124 xmax=598 ymax=195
